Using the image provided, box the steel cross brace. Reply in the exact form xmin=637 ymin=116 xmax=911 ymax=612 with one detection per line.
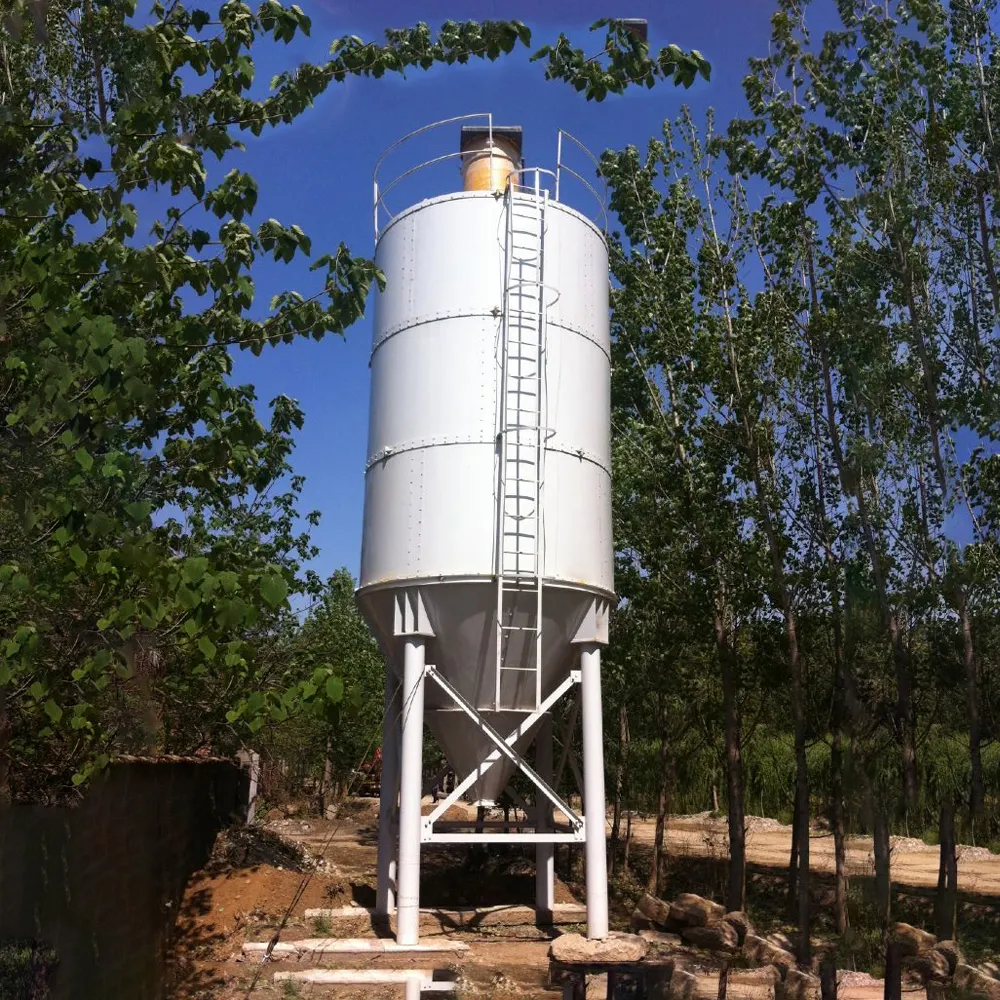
xmin=421 ymin=667 xmax=582 ymax=842
xmin=554 ymin=690 xmax=580 ymax=793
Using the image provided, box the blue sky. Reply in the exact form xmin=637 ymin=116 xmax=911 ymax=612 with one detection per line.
xmin=226 ymin=0 xmax=831 ymax=583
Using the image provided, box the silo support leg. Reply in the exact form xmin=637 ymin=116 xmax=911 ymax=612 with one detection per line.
xmin=580 ymin=643 xmax=609 ymax=940
xmin=396 ymin=638 xmax=427 ymax=946
xmin=376 ymin=675 xmax=401 ymax=920
xmin=535 ymin=713 xmax=555 ymax=918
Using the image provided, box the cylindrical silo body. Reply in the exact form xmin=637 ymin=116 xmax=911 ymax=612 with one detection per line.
xmin=358 ymin=160 xmax=612 ymax=805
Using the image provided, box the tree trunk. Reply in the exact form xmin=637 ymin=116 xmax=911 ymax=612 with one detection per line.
xmin=648 ymin=702 xmax=671 ymax=896
xmin=717 ymin=963 xmax=729 ymax=1000
xmin=788 ymin=793 xmax=800 ymax=918
xmin=884 ymin=940 xmax=902 ymax=1000
xmin=610 ymin=704 xmax=628 ymax=875
xmin=742 ymin=425 xmax=810 ymax=957
xmin=791 ymin=652 xmax=811 ymax=963
xmin=820 ymin=956 xmax=838 ymax=1000
xmin=813 ymin=390 xmax=849 ymax=935
xmin=830 ymin=722 xmax=849 ymax=935
xmin=935 ymin=797 xmax=958 ymax=941
xmin=873 ymin=806 xmax=892 ymax=940
xmin=890 ymin=618 xmax=919 ymax=818
xmin=624 ymin=806 xmax=633 ymax=875
xmin=976 ymin=182 xmax=1000 ymax=316
xmin=715 ymin=604 xmax=746 ymax=912
xmin=961 ymin=601 xmax=984 ymax=823
xmin=82 ymin=0 xmax=108 ymax=125
xmin=318 ymin=737 xmax=333 ymax=817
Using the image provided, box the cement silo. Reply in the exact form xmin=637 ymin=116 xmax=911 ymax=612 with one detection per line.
xmin=358 ymin=116 xmax=613 ymax=945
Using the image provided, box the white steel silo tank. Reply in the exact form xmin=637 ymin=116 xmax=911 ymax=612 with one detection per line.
xmin=359 ymin=117 xmax=612 ymax=944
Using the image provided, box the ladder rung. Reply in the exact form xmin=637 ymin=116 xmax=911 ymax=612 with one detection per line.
xmin=496 ymin=193 xmax=546 ymax=713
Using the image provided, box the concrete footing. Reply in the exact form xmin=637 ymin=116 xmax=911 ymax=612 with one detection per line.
xmin=273 ymin=969 xmax=457 ymax=994
xmin=302 ymin=902 xmax=587 ymax=929
xmin=242 ymin=937 xmax=469 ymax=958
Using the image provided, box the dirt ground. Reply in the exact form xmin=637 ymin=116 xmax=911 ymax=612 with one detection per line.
xmin=638 ymin=812 xmax=1000 ymax=896
xmin=165 ymin=809 xmax=584 ymax=999
xmin=165 ymin=802 xmax=999 ymax=999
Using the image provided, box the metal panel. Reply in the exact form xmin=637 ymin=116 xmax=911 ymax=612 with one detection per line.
xmin=543 ymin=454 xmax=613 ymax=593
xmin=366 ymin=315 xmax=497 ymax=468
xmin=361 ymin=445 xmax=495 ymax=585
xmin=544 ymin=204 xmax=609 ymax=348
xmin=360 ymin=192 xmax=611 ymax=596
xmin=371 ymin=194 xmax=505 ymax=341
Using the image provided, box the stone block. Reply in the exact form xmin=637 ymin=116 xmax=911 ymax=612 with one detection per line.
xmin=669 ymin=893 xmax=725 ymax=928
xmin=550 ymin=932 xmax=649 ymax=965
xmin=682 ymin=922 xmax=739 ymax=954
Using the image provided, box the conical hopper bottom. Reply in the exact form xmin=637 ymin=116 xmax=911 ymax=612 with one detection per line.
xmin=426 ymin=708 xmax=540 ymax=806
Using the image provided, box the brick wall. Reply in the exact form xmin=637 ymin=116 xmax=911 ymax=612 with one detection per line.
xmin=0 ymin=759 xmax=248 ymax=1000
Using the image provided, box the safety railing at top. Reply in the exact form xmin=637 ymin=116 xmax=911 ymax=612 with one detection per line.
xmin=555 ymin=129 xmax=608 ymax=233
xmin=372 ymin=113 xmax=608 ymax=240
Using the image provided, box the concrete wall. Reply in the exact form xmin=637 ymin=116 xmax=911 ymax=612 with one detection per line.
xmin=0 ymin=759 xmax=248 ymax=1000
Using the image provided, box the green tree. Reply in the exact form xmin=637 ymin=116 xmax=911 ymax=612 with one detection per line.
xmin=0 ymin=1 xmax=710 ymax=803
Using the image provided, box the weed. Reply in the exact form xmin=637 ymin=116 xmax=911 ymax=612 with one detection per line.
xmin=311 ymin=913 xmax=332 ymax=936
xmin=0 ymin=940 xmax=57 ymax=1000
xmin=830 ymin=885 xmax=885 ymax=975
xmin=281 ymin=978 xmax=301 ymax=998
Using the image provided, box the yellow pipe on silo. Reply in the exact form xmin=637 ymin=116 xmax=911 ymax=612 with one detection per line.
xmin=461 ymin=133 xmax=520 ymax=193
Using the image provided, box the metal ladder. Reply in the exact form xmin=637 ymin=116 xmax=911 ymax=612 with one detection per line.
xmin=495 ymin=178 xmax=547 ymax=712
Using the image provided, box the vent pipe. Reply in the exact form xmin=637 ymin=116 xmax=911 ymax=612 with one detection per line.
xmin=460 ymin=125 xmax=523 ymax=193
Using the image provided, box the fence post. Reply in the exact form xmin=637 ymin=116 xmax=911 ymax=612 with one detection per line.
xmin=238 ymin=750 xmax=260 ymax=825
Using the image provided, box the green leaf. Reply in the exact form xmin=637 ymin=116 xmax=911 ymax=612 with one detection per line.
xmin=69 ymin=545 xmax=87 ymax=568
xmin=75 ymin=449 xmax=94 ymax=472
xmin=325 ymin=675 xmax=344 ymax=702
xmin=29 ymin=681 xmax=45 ymax=701
xmin=183 ymin=556 xmax=209 ymax=584
xmin=259 ymin=573 xmax=288 ymax=608
xmin=44 ymin=700 xmax=63 ymax=724
xmin=124 ymin=501 xmax=152 ymax=522
xmin=198 ymin=635 xmax=217 ymax=661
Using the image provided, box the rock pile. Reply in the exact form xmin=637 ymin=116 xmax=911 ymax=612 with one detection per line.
xmin=893 ymin=922 xmax=1000 ymax=1000
xmin=632 ymin=894 xmax=1000 ymax=1000
xmin=632 ymin=892 xmax=816 ymax=998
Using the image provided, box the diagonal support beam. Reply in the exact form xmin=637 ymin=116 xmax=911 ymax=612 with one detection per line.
xmin=568 ymin=751 xmax=585 ymax=801
xmin=423 ymin=671 xmax=578 ymax=829
xmin=554 ymin=690 xmax=580 ymax=792
xmin=423 ymin=668 xmax=581 ymax=832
